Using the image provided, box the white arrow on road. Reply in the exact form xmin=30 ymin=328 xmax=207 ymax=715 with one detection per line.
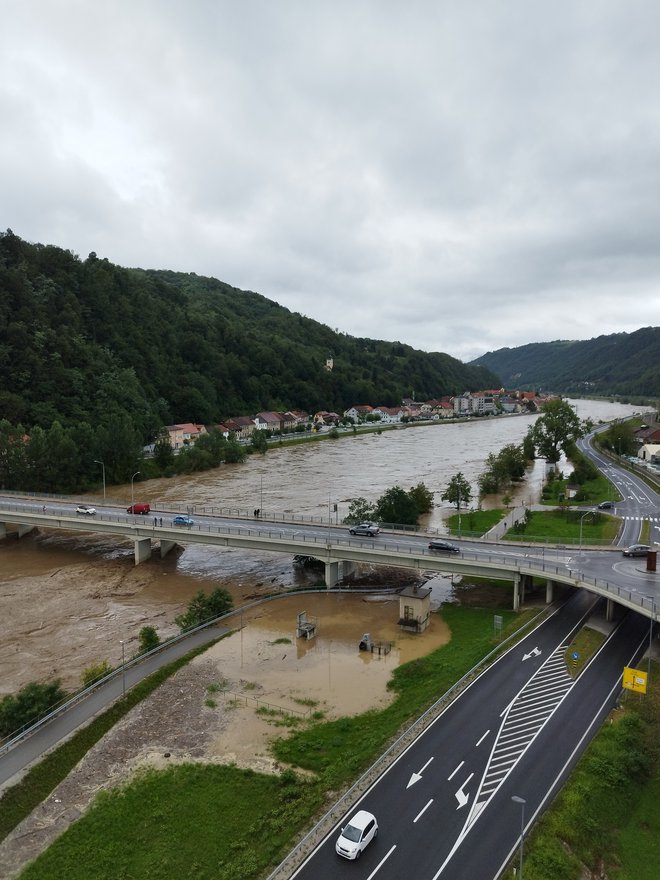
xmin=522 ymin=646 xmax=542 ymax=661
xmin=455 ymin=773 xmax=474 ymax=809
xmin=407 ymin=756 xmax=434 ymax=789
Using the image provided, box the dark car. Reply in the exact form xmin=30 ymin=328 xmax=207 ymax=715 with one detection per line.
xmin=622 ymin=544 xmax=651 ymax=557
xmin=428 ymin=539 xmax=460 ymax=553
xmin=349 ymin=523 xmax=380 ymax=537
xmin=597 ymin=501 xmax=614 ymax=510
xmin=173 ymin=515 xmax=194 ymax=526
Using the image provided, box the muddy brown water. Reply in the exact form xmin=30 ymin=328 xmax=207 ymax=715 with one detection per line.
xmin=0 ymin=399 xmax=644 ymax=697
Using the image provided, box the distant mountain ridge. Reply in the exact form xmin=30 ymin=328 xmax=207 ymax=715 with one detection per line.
xmin=470 ymin=327 xmax=660 ymax=397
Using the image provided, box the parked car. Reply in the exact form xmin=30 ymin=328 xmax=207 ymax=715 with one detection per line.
xmin=349 ymin=523 xmax=380 ymax=537
xmin=428 ymin=539 xmax=460 ymax=553
xmin=622 ymin=544 xmax=651 ymax=557
xmin=127 ymin=503 xmax=151 ymax=515
xmin=76 ymin=504 xmax=96 ymax=516
xmin=597 ymin=501 xmax=614 ymax=510
xmin=335 ymin=810 xmax=378 ymax=860
xmin=173 ymin=515 xmax=194 ymax=526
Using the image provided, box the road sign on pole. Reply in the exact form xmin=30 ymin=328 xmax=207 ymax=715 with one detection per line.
xmin=623 ymin=666 xmax=647 ymax=694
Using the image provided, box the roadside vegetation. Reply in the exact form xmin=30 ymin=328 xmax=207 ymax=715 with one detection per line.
xmin=521 ymin=663 xmax=660 ymax=880
xmin=502 ymin=508 xmax=619 ymax=544
xmin=0 ymin=640 xmax=223 ymax=845
xmin=445 ymin=508 xmax=505 ymax=536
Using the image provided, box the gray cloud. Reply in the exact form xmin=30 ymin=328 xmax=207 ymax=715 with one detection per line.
xmin=2 ymin=1 xmax=660 ymax=363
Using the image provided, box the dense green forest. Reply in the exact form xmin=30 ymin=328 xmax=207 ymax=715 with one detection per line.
xmin=471 ymin=328 xmax=660 ymax=397
xmin=0 ymin=230 xmax=499 ymax=491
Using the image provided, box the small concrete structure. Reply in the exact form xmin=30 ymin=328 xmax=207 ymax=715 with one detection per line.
xmin=296 ymin=611 xmax=317 ymax=640
xmin=398 ymin=584 xmax=432 ymax=633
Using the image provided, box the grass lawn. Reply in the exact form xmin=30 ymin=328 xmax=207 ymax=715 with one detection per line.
xmin=503 ymin=509 xmax=619 ymax=545
xmin=446 ymin=508 xmax=505 ymax=537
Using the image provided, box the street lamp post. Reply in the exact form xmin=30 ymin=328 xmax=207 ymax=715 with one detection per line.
xmin=579 ymin=511 xmax=592 ymax=555
xmin=130 ymin=471 xmax=140 ymax=512
xmin=511 ymin=795 xmax=526 ymax=878
xmin=645 ymin=595 xmax=655 ymax=679
xmin=120 ymin=639 xmax=126 ymax=696
xmin=94 ymin=459 xmax=106 ymax=500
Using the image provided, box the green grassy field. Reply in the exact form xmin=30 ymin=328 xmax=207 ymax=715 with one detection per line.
xmin=446 ymin=508 xmax=505 ymax=536
xmin=503 ymin=509 xmax=620 ymax=544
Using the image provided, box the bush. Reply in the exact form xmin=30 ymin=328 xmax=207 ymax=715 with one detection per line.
xmin=175 ymin=588 xmax=233 ymax=632
xmin=137 ymin=626 xmax=160 ymax=655
xmin=0 ymin=680 xmax=68 ymax=737
xmin=82 ymin=661 xmax=114 ymax=688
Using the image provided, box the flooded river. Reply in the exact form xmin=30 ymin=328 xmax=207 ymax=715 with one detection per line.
xmin=0 ymin=399 xmax=646 ymax=695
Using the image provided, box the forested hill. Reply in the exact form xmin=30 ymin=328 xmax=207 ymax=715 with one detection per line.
xmin=471 ymin=327 xmax=660 ymax=397
xmin=0 ymin=230 xmax=499 ymax=437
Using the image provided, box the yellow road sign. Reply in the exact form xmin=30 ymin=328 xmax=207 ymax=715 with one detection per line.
xmin=623 ymin=666 xmax=648 ymax=694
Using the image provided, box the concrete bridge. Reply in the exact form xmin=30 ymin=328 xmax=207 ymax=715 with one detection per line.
xmin=1 ymin=497 xmax=657 ymax=623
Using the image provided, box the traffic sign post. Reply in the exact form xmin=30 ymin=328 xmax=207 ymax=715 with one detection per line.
xmin=622 ymin=666 xmax=647 ymax=694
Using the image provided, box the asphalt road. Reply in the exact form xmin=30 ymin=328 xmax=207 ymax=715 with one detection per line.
xmin=290 ymin=593 xmax=648 ymax=880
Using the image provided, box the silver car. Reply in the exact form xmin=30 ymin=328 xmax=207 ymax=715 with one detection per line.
xmin=622 ymin=544 xmax=651 ymax=557
xmin=349 ymin=523 xmax=380 ymax=537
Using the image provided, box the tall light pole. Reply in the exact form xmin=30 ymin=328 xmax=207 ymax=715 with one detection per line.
xmin=645 ymin=595 xmax=655 ymax=679
xmin=120 ymin=639 xmax=126 ymax=696
xmin=94 ymin=459 xmax=106 ymax=500
xmin=511 ymin=795 xmax=526 ymax=878
xmin=130 ymin=471 xmax=140 ymax=512
xmin=579 ymin=511 xmax=592 ymax=555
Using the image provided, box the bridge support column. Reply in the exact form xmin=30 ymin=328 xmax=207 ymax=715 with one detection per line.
xmin=325 ymin=560 xmax=340 ymax=587
xmin=134 ymin=538 xmax=152 ymax=565
xmin=0 ymin=522 xmax=6 ymax=539
xmin=546 ymin=579 xmax=554 ymax=604
xmin=342 ymin=560 xmax=356 ymax=579
xmin=160 ymin=539 xmax=176 ymax=559
xmin=17 ymin=524 xmax=35 ymax=538
xmin=513 ymin=574 xmax=520 ymax=611
xmin=606 ymin=598 xmax=615 ymax=622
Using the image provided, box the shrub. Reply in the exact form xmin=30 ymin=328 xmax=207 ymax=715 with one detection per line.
xmin=0 ymin=680 xmax=68 ymax=737
xmin=82 ymin=661 xmax=114 ymax=688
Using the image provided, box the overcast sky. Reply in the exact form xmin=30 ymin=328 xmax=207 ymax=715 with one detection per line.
xmin=2 ymin=1 xmax=660 ymax=362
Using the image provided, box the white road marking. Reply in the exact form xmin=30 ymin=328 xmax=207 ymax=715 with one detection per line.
xmin=475 ymin=729 xmax=490 ymax=747
xmin=414 ymin=800 xmax=434 ymax=823
xmin=366 ymin=845 xmax=397 ymax=880
xmin=447 ymin=760 xmax=464 ymax=781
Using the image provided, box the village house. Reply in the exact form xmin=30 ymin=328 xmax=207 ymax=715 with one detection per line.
xmin=224 ymin=415 xmax=256 ymax=440
xmin=254 ymin=411 xmax=285 ymax=432
xmin=165 ymin=423 xmax=206 ymax=450
xmin=371 ymin=405 xmax=403 ymax=423
xmin=343 ymin=405 xmax=374 ymax=422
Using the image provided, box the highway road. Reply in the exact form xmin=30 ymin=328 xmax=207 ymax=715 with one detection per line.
xmin=288 ymin=593 xmax=648 ymax=880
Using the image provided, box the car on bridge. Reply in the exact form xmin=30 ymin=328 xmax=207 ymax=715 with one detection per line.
xmin=428 ymin=539 xmax=460 ymax=553
xmin=349 ymin=523 xmax=380 ymax=537
xmin=335 ymin=810 xmax=378 ymax=860
xmin=76 ymin=504 xmax=96 ymax=515
xmin=622 ymin=543 xmax=651 ymax=557
xmin=173 ymin=515 xmax=194 ymax=526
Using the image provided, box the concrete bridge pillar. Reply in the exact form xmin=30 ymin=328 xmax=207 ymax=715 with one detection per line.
xmin=546 ymin=579 xmax=554 ymax=604
xmin=342 ymin=560 xmax=356 ymax=579
xmin=606 ymin=598 xmax=615 ymax=622
xmin=160 ymin=539 xmax=176 ymax=559
xmin=17 ymin=524 xmax=35 ymax=538
xmin=325 ymin=560 xmax=340 ymax=587
xmin=134 ymin=538 xmax=152 ymax=565
xmin=513 ymin=574 xmax=520 ymax=611
xmin=0 ymin=522 xmax=6 ymax=539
